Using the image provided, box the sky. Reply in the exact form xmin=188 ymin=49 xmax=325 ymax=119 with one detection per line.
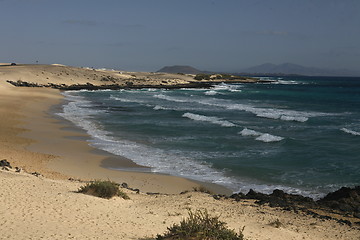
xmin=1 ymin=0 xmax=359 ymax=72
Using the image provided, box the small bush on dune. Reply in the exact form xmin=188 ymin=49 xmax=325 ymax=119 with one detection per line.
xmin=154 ymin=209 xmax=244 ymax=240
xmin=78 ymin=180 xmax=129 ymax=199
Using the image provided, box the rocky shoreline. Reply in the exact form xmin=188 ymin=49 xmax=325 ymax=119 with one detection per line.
xmin=6 ymin=78 xmax=273 ymax=91
xmin=219 ymin=187 xmax=360 ymax=226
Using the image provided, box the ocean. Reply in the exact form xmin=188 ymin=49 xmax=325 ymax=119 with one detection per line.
xmin=57 ymin=76 xmax=360 ymax=199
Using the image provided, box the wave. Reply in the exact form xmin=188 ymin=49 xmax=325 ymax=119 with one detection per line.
xmin=271 ymin=80 xmax=304 ymax=85
xmin=341 ymin=128 xmax=360 ymax=136
xmin=255 ymin=133 xmax=284 ymax=143
xmin=212 ymin=83 xmax=242 ymax=92
xmin=239 ymin=128 xmax=284 ymax=142
xmin=58 ymin=93 xmax=240 ymax=191
xmin=225 ymin=103 xmax=313 ymax=122
xmin=239 ymin=128 xmax=262 ymax=136
xmin=153 ymin=92 xmax=325 ymax=123
xmin=153 ymin=105 xmax=170 ymax=110
xmin=280 ymin=115 xmax=308 ymax=122
xmin=154 ymin=94 xmax=189 ymax=103
xmin=110 ymin=95 xmax=145 ymax=103
xmin=200 ymin=99 xmax=325 ymax=123
xmin=204 ymin=90 xmax=218 ymax=96
xmin=182 ymin=112 xmax=236 ymax=127
xmin=58 ymin=91 xmax=326 ymax=199
xmin=57 ymin=93 xmax=113 ymax=143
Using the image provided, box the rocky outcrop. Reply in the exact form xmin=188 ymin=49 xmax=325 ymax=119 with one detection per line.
xmin=0 ymin=159 xmax=12 ymax=168
xmin=6 ymin=80 xmax=239 ymax=90
xmin=6 ymin=78 xmax=274 ymax=91
xmin=230 ymin=189 xmax=316 ymax=210
xmin=318 ymin=187 xmax=360 ymax=218
xmin=229 ymin=186 xmax=360 ymax=223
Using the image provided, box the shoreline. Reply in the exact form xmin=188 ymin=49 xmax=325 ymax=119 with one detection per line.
xmin=0 ymin=63 xmax=356 ymax=197
xmin=1 ymin=65 xmax=359 ymax=239
xmin=10 ymin=83 xmax=231 ymax=195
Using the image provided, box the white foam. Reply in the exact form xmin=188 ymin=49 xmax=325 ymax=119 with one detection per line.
xmin=280 ymin=115 xmax=308 ymax=122
xmin=57 ymin=93 xmax=113 ymax=144
xmin=154 ymin=94 xmax=188 ymax=103
xmin=239 ymin=128 xmax=284 ymax=142
xmin=212 ymin=83 xmax=242 ymax=92
xmin=255 ymin=133 xmax=284 ymax=143
xmin=239 ymin=128 xmax=262 ymax=136
xmin=183 ymin=112 xmax=236 ymax=127
xmin=110 ymin=95 xmax=145 ymax=103
xmin=153 ymin=105 xmax=170 ymax=110
xmin=204 ymin=90 xmax=218 ymax=95
xmin=200 ymin=98 xmax=326 ymax=123
xmin=153 ymin=92 xmax=317 ymax=123
xmin=272 ymin=80 xmax=303 ymax=85
xmin=341 ymin=128 xmax=360 ymax=136
xmin=255 ymin=112 xmax=280 ymax=120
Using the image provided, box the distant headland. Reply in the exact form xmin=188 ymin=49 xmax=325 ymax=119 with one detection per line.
xmin=158 ymin=63 xmax=360 ymax=77
xmin=2 ymin=64 xmax=269 ymax=91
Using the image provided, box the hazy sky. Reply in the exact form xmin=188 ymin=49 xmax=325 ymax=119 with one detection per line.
xmin=1 ymin=0 xmax=359 ymax=72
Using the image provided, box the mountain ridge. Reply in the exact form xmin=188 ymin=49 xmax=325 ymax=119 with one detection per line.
xmin=157 ymin=65 xmax=204 ymax=74
xmin=157 ymin=64 xmax=360 ymax=77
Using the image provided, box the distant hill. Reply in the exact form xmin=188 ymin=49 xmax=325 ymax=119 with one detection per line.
xmin=240 ymin=63 xmax=360 ymax=77
xmin=157 ymin=63 xmax=360 ymax=77
xmin=157 ymin=65 xmax=204 ymax=74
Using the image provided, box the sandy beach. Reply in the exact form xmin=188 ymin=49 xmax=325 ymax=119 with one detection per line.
xmin=1 ymin=64 xmax=359 ymax=239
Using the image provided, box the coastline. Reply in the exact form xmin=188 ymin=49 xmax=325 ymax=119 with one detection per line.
xmin=18 ymin=87 xmax=231 ymax=194
xmin=1 ymin=64 xmax=359 ymax=239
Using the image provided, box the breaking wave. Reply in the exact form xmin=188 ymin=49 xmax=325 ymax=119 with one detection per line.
xmin=341 ymin=128 xmax=360 ymax=136
xmin=182 ymin=112 xmax=236 ymax=127
xmin=239 ymin=128 xmax=284 ymax=142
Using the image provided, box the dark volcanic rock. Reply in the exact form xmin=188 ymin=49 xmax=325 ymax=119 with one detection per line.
xmin=0 ymin=159 xmax=12 ymax=168
xmin=230 ymin=189 xmax=315 ymax=209
xmin=317 ymin=186 xmax=360 ymax=217
xmin=230 ymin=186 xmax=360 ymax=220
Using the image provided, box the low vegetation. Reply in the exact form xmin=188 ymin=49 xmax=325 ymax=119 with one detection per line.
xmin=77 ymin=180 xmax=130 ymax=199
xmin=152 ymin=209 xmax=244 ymax=240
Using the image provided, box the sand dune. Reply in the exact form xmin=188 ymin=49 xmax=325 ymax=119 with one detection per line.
xmin=1 ymin=169 xmax=358 ymax=240
xmin=0 ymin=64 xmax=195 ymax=88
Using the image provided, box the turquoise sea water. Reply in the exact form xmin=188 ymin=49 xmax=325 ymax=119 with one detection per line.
xmin=58 ymin=76 xmax=360 ymax=198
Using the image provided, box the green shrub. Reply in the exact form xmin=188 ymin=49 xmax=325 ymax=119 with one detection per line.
xmin=77 ymin=180 xmax=129 ymax=199
xmin=155 ymin=209 xmax=244 ymax=240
